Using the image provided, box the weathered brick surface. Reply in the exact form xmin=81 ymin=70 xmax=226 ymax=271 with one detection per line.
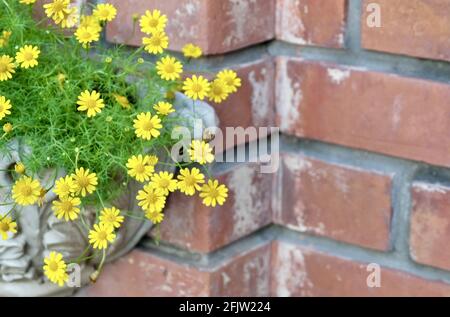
xmin=106 ymin=0 xmax=275 ymax=55
xmin=276 ymin=0 xmax=347 ymax=48
xmin=271 ymin=241 xmax=450 ymax=297
xmin=410 ymin=181 xmax=450 ymax=271
xmin=361 ymin=0 xmax=450 ymax=62
xmin=80 ymin=243 xmax=271 ymax=297
xmin=274 ymin=153 xmax=393 ymax=251
xmin=149 ymin=163 xmax=273 ymax=253
xmin=276 ymin=57 xmax=450 ymax=167
xmin=212 ymin=58 xmax=276 ymax=149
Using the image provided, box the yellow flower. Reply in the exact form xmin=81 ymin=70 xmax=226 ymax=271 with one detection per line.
xmin=12 ymin=176 xmax=41 ymax=206
xmin=153 ymin=101 xmax=175 ymax=116
xmin=104 ymin=57 xmax=113 ymax=63
xmin=0 ymin=55 xmax=15 ymax=81
xmin=182 ymin=43 xmax=202 ymax=59
xmin=89 ymin=222 xmax=116 ymax=249
xmin=76 ymin=90 xmax=105 ymax=117
xmin=15 ymin=45 xmax=40 ymax=69
xmin=142 ymin=32 xmax=169 ymax=55
xmin=200 ymin=179 xmax=228 ymax=207
xmin=145 ymin=210 xmax=164 ymax=224
xmin=93 ymin=3 xmax=117 ymax=22
xmin=43 ymin=0 xmax=70 ymax=22
xmin=217 ymin=69 xmax=241 ymax=93
xmin=75 ymin=26 xmax=100 ymax=47
xmin=52 ymin=196 xmax=81 ymax=221
xmin=150 ymin=171 xmax=177 ymax=196
xmin=99 ymin=207 xmax=124 ymax=229
xmin=177 ymin=167 xmax=205 ymax=196
xmin=182 ymin=75 xmax=210 ymax=100
xmin=53 ymin=175 xmax=76 ymax=198
xmin=43 ymin=252 xmax=68 ymax=287
xmin=0 ymin=96 xmax=12 ymax=120
xmin=208 ymin=79 xmax=230 ymax=103
xmin=147 ymin=155 xmax=159 ymax=166
xmin=80 ymin=15 xmax=102 ymax=33
xmin=189 ymin=140 xmax=215 ymax=165
xmin=14 ymin=162 xmax=25 ymax=175
xmin=58 ymin=6 xmax=79 ymax=28
xmin=136 ymin=184 xmax=166 ymax=213
xmin=71 ymin=167 xmax=98 ymax=197
xmin=3 ymin=123 xmax=12 ymax=133
xmin=126 ymin=155 xmax=155 ymax=182
xmin=0 ymin=31 xmax=11 ymax=48
xmin=0 ymin=216 xmax=17 ymax=240
xmin=113 ymin=93 xmax=131 ymax=109
xmin=133 ymin=112 xmax=162 ymax=140
xmin=156 ymin=56 xmax=183 ymax=81
xmin=20 ymin=0 xmax=37 ymax=4
xmin=139 ymin=9 xmax=167 ymax=35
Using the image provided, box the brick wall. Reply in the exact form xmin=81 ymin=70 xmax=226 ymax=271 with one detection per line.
xmin=80 ymin=0 xmax=450 ymax=297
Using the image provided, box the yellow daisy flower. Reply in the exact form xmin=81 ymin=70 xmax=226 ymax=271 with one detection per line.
xmin=0 ymin=216 xmax=17 ymax=240
xmin=142 ymin=32 xmax=169 ymax=55
xmin=113 ymin=93 xmax=131 ymax=109
xmin=14 ymin=162 xmax=25 ymax=174
xmin=156 ymin=56 xmax=183 ymax=81
xmin=208 ymin=79 xmax=230 ymax=103
xmin=71 ymin=167 xmax=98 ymax=197
xmin=19 ymin=0 xmax=37 ymax=4
xmin=136 ymin=184 xmax=166 ymax=213
xmin=182 ymin=43 xmax=202 ymax=59
xmin=3 ymin=123 xmax=12 ymax=133
xmin=126 ymin=154 xmax=155 ymax=182
xmin=43 ymin=0 xmax=70 ymax=22
xmin=177 ymin=167 xmax=205 ymax=196
xmin=43 ymin=252 xmax=68 ymax=287
xmin=93 ymin=3 xmax=117 ymax=22
xmin=217 ymin=69 xmax=242 ymax=93
xmin=133 ymin=112 xmax=162 ymax=140
xmin=189 ymin=140 xmax=215 ymax=165
xmin=147 ymin=155 xmax=159 ymax=166
xmin=200 ymin=179 xmax=228 ymax=207
xmin=53 ymin=175 xmax=76 ymax=198
xmin=88 ymin=222 xmax=116 ymax=249
xmin=139 ymin=9 xmax=167 ymax=35
xmin=153 ymin=101 xmax=175 ymax=116
xmin=0 ymin=96 xmax=12 ymax=120
xmin=99 ymin=207 xmax=124 ymax=229
xmin=15 ymin=45 xmax=40 ymax=69
xmin=79 ymin=15 xmax=102 ymax=33
xmin=58 ymin=6 xmax=79 ymax=28
xmin=76 ymin=90 xmax=105 ymax=117
xmin=182 ymin=75 xmax=210 ymax=100
xmin=0 ymin=55 xmax=15 ymax=81
xmin=52 ymin=196 xmax=81 ymax=221
xmin=0 ymin=31 xmax=11 ymax=48
xmin=12 ymin=176 xmax=41 ymax=206
xmin=145 ymin=210 xmax=164 ymax=224
xmin=150 ymin=171 xmax=177 ymax=196
xmin=75 ymin=26 xmax=100 ymax=47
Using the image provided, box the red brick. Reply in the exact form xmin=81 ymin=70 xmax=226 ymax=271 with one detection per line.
xmin=274 ymin=153 xmax=393 ymax=251
xmin=149 ymin=163 xmax=273 ymax=253
xmin=80 ymin=243 xmax=271 ymax=296
xmin=271 ymin=241 xmax=450 ymax=297
xmin=276 ymin=0 xmax=347 ymax=48
xmin=212 ymin=58 xmax=276 ymax=149
xmin=276 ymin=58 xmax=450 ymax=167
xmin=361 ymin=0 xmax=450 ymax=62
xmin=410 ymin=181 xmax=450 ymax=271
xmin=106 ymin=0 xmax=275 ymax=55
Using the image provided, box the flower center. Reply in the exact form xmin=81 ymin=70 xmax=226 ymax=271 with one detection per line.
xmin=20 ymin=185 xmax=33 ymax=196
xmin=164 ymin=64 xmax=175 ymax=73
xmin=24 ymin=52 xmax=34 ymax=61
xmin=0 ymin=63 xmax=7 ymax=73
xmin=49 ymin=262 xmax=59 ymax=272
xmin=148 ymin=19 xmax=159 ymax=28
xmin=53 ymin=2 xmax=65 ymax=12
xmin=86 ymin=99 xmax=98 ymax=109
xmin=135 ymin=163 xmax=146 ymax=174
xmin=77 ymin=176 xmax=89 ymax=188
xmin=146 ymin=192 xmax=158 ymax=204
xmin=159 ymin=179 xmax=169 ymax=188
xmin=0 ymin=222 xmax=9 ymax=232
xmin=150 ymin=37 xmax=161 ymax=46
xmin=143 ymin=120 xmax=154 ymax=131
xmin=191 ymin=83 xmax=203 ymax=93
xmin=98 ymin=231 xmax=107 ymax=240
xmin=61 ymin=201 xmax=73 ymax=212
xmin=106 ymin=214 xmax=116 ymax=222
xmin=184 ymin=175 xmax=195 ymax=186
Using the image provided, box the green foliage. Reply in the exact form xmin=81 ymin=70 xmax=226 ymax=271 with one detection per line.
xmin=0 ymin=0 xmax=180 ymax=206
